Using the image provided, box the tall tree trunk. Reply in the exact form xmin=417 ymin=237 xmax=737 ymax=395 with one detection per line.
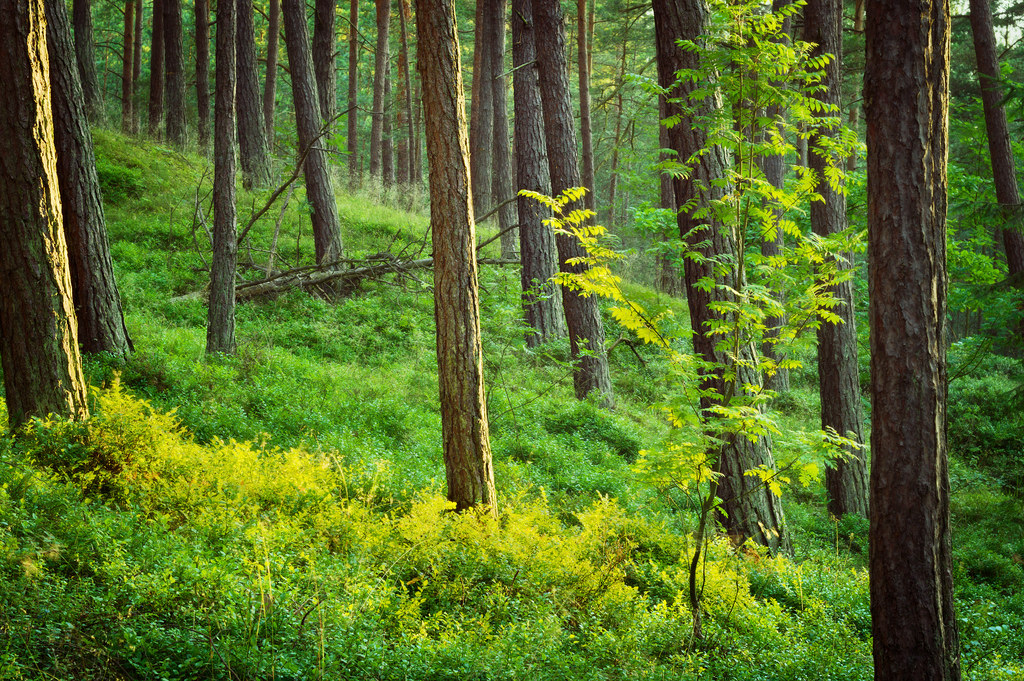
xmin=148 ymin=0 xmax=165 ymax=137
xmin=577 ymin=0 xmax=595 ymax=211
xmin=346 ymin=0 xmax=359 ymax=183
xmin=415 ymin=0 xmax=497 ymax=516
xmin=382 ymin=62 xmax=395 ymax=186
xmin=45 ymin=0 xmax=133 ymax=358
xmin=846 ymin=0 xmax=864 ymax=172
xmin=656 ymin=93 xmax=679 ymax=295
xmin=370 ymin=0 xmax=390 ymax=180
xmin=413 ymin=80 xmax=423 ymax=183
xmin=282 ymin=0 xmax=345 ymax=265
xmin=969 ymin=0 xmax=1024 ymax=276
xmin=73 ymin=0 xmax=103 ymax=121
xmin=512 ymin=0 xmax=564 ymax=345
xmin=163 ymin=0 xmax=187 ymax=146
xmin=396 ymin=0 xmax=413 ymax=186
xmin=208 ymin=0 xmax=237 ymax=354
xmin=237 ymin=0 xmax=273 ymax=187
xmin=469 ymin=0 xmax=495 ymax=217
xmin=653 ymin=0 xmax=789 ymax=552
xmin=121 ymin=0 xmax=135 ymax=133
xmin=0 ymin=0 xmax=89 ymax=427
xmin=490 ymin=0 xmax=518 ymax=258
xmin=532 ymin=0 xmax=613 ymax=406
xmin=196 ymin=0 xmax=211 ymax=150
xmin=264 ymin=0 xmax=281 ymax=150
xmin=607 ymin=23 xmax=629 ymax=227
xmin=314 ymin=0 xmax=338 ymax=133
xmin=804 ymin=0 xmax=867 ymax=518
xmin=866 ymin=0 xmax=961 ymax=677
xmin=132 ymin=0 xmax=143 ymax=133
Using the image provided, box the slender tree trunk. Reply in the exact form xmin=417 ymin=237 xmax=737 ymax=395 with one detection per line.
xmin=283 ymin=0 xmax=345 ymax=265
xmin=237 ymin=0 xmax=273 ymax=187
xmin=413 ymin=80 xmax=423 ymax=183
xmin=396 ymin=0 xmax=413 ymax=186
xmin=346 ymin=0 xmax=359 ymax=183
xmin=314 ymin=0 xmax=338 ymax=133
xmin=577 ymin=0 xmax=595 ymax=211
xmin=45 ymin=0 xmax=133 ymax=358
xmin=121 ymin=0 xmax=135 ymax=133
xmin=512 ymin=0 xmax=564 ymax=345
xmin=382 ymin=62 xmax=395 ymax=186
xmin=73 ymin=0 xmax=103 ymax=121
xmin=656 ymin=93 xmax=679 ymax=295
xmin=264 ymin=0 xmax=281 ymax=150
xmin=804 ymin=0 xmax=867 ymax=517
xmin=370 ymin=0 xmax=390 ymax=180
xmin=653 ymin=0 xmax=789 ymax=552
xmin=208 ymin=0 xmax=237 ymax=354
xmin=490 ymin=0 xmax=518 ymax=258
xmin=969 ymin=0 xmax=1024 ymax=276
xmin=469 ymin=0 xmax=494 ymax=217
xmin=132 ymin=0 xmax=143 ymax=133
xmin=866 ymin=0 xmax=961 ymax=677
xmin=0 ymin=0 xmax=89 ymax=427
xmin=607 ymin=24 xmax=628 ymax=227
xmin=163 ymin=0 xmax=187 ymax=146
xmin=148 ymin=0 xmax=165 ymax=137
xmin=415 ymin=0 xmax=497 ymax=516
xmin=532 ymin=0 xmax=613 ymax=405
xmin=846 ymin=0 xmax=864 ymax=172
xmin=196 ymin=0 xmax=211 ymax=150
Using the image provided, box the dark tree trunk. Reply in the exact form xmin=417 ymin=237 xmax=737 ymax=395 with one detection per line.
xmin=0 ymin=0 xmax=89 ymax=427
xmin=866 ymin=0 xmax=961 ymax=677
xmin=382 ymin=62 xmax=395 ymax=186
xmin=73 ymin=0 xmax=102 ymax=120
xmin=196 ymin=0 xmax=211 ymax=150
xmin=469 ymin=0 xmax=494 ymax=216
xmin=346 ymin=0 xmax=359 ymax=183
xmin=413 ymin=80 xmax=423 ymax=183
xmin=314 ymin=0 xmax=337 ymax=132
xmin=804 ymin=0 xmax=867 ymax=518
xmin=490 ymin=0 xmax=517 ymax=258
xmin=264 ymin=0 xmax=281 ymax=150
xmin=237 ymin=0 xmax=273 ymax=187
xmin=532 ymin=0 xmax=613 ymax=405
xmin=208 ymin=0 xmax=237 ymax=354
xmin=512 ymin=0 xmax=564 ymax=345
xmin=283 ymin=0 xmax=345 ymax=265
xmin=846 ymin=0 xmax=864 ymax=172
xmin=45 ymin=0 xmax=133 ymax=358
xmin=163 ymin=0 xmax=187 ymax=146
xmin=132 ymin=0 xmax=143 ymax=133
xmin=653 ymin=0 xmax=789 ymax=552
xmin=415 ymin=0 xmax=497 ymax=516
xmin=370 ymin=0 xmax=390 ymax=180
xmin=577 ymin=0 xmax=595 ymax=212
xmin=396 ymin=0 xmax=414 ymax=186
xmin=148 ymin=0 xmax=165 ymax=137
xmin=607 ymin=24 xmax=628 ymax=227
xmin=120 ymin=0 xmax=135 ymax=133
xmin=969 ymin=0 xmax=1024 ymax=276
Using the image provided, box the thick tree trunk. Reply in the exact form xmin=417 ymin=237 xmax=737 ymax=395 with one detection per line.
xmin=283 ymin=0 xmax=345 ymax=265
xmin=969 ymin=0 xmax=1024 ymax=276
xmin=237 ymin=0 xmax=273 ymax=188
xmin=264 ymin=0 xmax=281 ymax=150
xmin=0 ymin=0 xmax=89 ymax=427
xmin=469 ymin=0 xmax=495 ymax=217
xmin=577 ymin=0 xmax=595 ymax=212
xmin=370 ymin=0 xmax=390 ymax=179
xmin=148 ymin=0 xmax=165 ymax=137
xmin=490 ymin=0 xmax=518 ymax=258
xmin=120 ymin=0 xmax=134 ymax=133
xmin=163 ymin=0 xmax=187 ymax=146
xmin=866 ymin=0 xmax=961 ymax=678
xmin=346 ymin=0 xmax=359 ymax=183
xmin=208 ymin=0 xmax=237 ymax=354
xmin=73 ymin=0 xmax=102 ymax=121
xmin=45 ymin=0 xmax=133 ymax=358
xmin=653 ymin=0 xmax=788 ymax=552
xmin=314 ymin=0 xmax=338 ymax=133
xmin=532 ymin=0 xmax=613 ymax=405
xmin=512 ymin=0 xmax=564 ymax=345
xmin=804 ymin=0 xmax=868 ymax=518
xmin=415 ymin=0 xmax=497 ymax=516
xmin=196 ymin=0 xmax=211 ymax=150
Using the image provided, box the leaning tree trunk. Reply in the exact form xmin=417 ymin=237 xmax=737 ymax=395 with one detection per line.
xmin=237 ymin=0 xmax=273 ymax=187
xmin=263 ymin=0 xmax=280 ymax=150
xmin=512 ymin=0 xmax=564 ymax=345
xmin=0 ymin=0 xmax=90 ymax=427
xmin=45 ymin=0 xmax=132 ymax=358
xmin=532 ymin=0 xmax=613 ymax=406
xmin=653 ymin=0 xmax=789 ymax=552
xmin=282 ymin=0 xmax=345 ymax=265
xmin=73 ymin=0 xmax=102 ymax=120
xmin=370 ymin=0 xmax=390 ymax=180
xmin=469 ymin=0 xmax=495 ymax=217
xmin=148 ymin=0 xmax=165 ymax=137
xmin=163 ymin=0 xmax=187 ymax=146
xmin=196 ymin=0 xmax=211 ymax=150
xmin=415 ymin=0 xmax=497 ymax=516
xmin=803 ymin=0 xmax=868 ymax=518
xmin=489 ymin=0 xmax=518 ymax=258
xmin=866 ymin=0 xmax=961 ymax=678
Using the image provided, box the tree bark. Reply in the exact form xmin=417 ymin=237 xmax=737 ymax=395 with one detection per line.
xmin=264 ymin=0 xmax=281 ymax=150
xmin=346 ymin=0 xmax=359 ymax=183
xmin=314 ymin=0 xmax=338 ymax=133
xmin=196 ymin=0 xmax=211 ymax=150
xmin=653 ymin=0 xmax=789 ymax=552
xmin=382 ymin=62 xmax=395 ymax=186
xmin=396 ymin=0 xmax=414 ymax=186
xmin=163 ymin=0 xmax=187 ymax=146
xmin=469 ymin=0 xmax=495 ymax=217
xmin=283 ymin=0 xmax=345 ymax=265
xmin=490 ymin=0 xmax=518 ymax=258
xmin=132 ymin=0 xmax=143 ymax=133
xmin=120 ymin=0 xmax=135 ymax=133
xmin=45 ymin=0 xmax=133 ymax=358
xmin=73 ymin=0 xmax=102 ymax=121
xmin=148 ymin=0 xmax=165 ymax=137
xmin=532 ymin=0 xmax=613 ymax=405
xmin=969 ymin=0 xmax=1024 ymax=276
xmin=415 ymin=0 xmax=497 ymax=516
xmin=866 ymin=0 xmax=961 ymax=677
xmin=512 ymin=0 xmax=565 ymax=345
xmin=577 ymin=0 xmax=595 ymax=212
xmin=208 ymin=0 xmax=238 ymax=354
xmin=845 ymin=0 xmax=864 ymax=172
xmin=370 ymin=0 xmax=390 ymax=179
xmin=656 ymin=93 xmax=679 ymax=295
xmin=803 ymin=0 xmax=868 ymax=518
xmin=0 ymin=0 xmax=89 ymax=427
xmin=237 ymin=0 xmax=273 ymax=187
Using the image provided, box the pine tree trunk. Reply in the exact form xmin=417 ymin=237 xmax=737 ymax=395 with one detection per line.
xmin=132 ymin=0 xmax=143 ymax=133
xmin=846 ymin=0 xmax=864 ymax=172
xmin=73 ymin=0 xmax=102 ymax=121
xmin=415 ymin=0 xmax=497 ymax=516
xmin=469 ymin=0 xmax=494 ymax=217
xmin=264 ymin=0 xmax=281 ymax=150
xmin=45 ymin=0 xmax=133 ymax=358
xmin=382 ymin=62 xmax=395 ymax=186
xmin=656 ymin=94 xmax=678 ymax=295
xmin=121 ymin=0 xmax=134 ymax=133
xmin=346 ymin=0 xmax=359 ymax=183
xmin=208 ymin=0 xmax=237 ymax=354
xmin=237 ymin=0 xmax=273 ymax=188
xmin=370 ymin=0 xmax=390 ymax=180
xmin=396 ymin=0 xmax=413 ymax=186
xmin=282 ymin=0 xmax=345 ymax=265
xmin=314 ymin=0 xmax=338 ymax=132
xmin=489 ymin=0 xmax=518 ymax=258
xmin=148 ymin=0 xmax=165 ymax=137
xmin=196 ymin=0 xmax=211 ymax=150
xmin=0 ymin=0 xmax=89 ymax=427
xmin=163 ymin=0 xmax=187 ymax=146
xmin=576 ymin=0 xmax=595 ymax=211
xmin=532 ymin=0 xmax=613 ymax=406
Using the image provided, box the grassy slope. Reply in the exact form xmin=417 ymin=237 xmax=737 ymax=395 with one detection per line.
xmin=0 ymin=130 xmax=1021 ymax=680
